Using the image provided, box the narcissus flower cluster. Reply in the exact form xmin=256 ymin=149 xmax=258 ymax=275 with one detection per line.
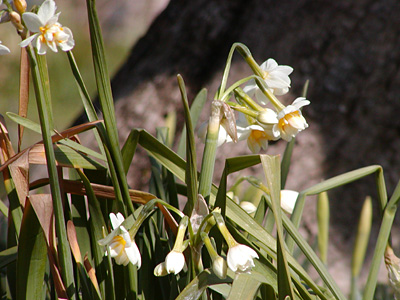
xmin=198 ymin=56 xmax=310 ymax=153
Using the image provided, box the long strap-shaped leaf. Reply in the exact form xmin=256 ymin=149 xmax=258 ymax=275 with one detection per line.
xmin=86 ymin=0 xmax=133 ymax=215
xmin=261 ymin=155 xmax=295 ymax=300
xmin=178 ymin=75 xmax=198 ymax=216
xmin=26 ymin=46 xmax=76 ymax=298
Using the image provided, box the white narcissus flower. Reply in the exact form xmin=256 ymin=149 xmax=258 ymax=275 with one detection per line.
xmin=227 ymin=244 xmax=259 ymax=273
xmin=165 ymin=250 xmax=185 ymax=275
xmin=0 ymin=41 xmax=10 ymax=55
xmin=20 ymin=0 xmax=74 ymax=54
xmin=100 ymin=213 xmax=142 ymax=268
xmin=244 ymin=58 xmax=293 ymax=104
xmin=274 ymin=97 xmax=310 ymax=141
xmin=280 ymin=190 xmax=299 ymax=214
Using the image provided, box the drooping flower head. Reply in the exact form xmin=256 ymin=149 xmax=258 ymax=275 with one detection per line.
xmin=0 ymin=41 xmax=10 ymax=55
xmin=227 ymin=243 xmax=259 ymax=273
xmin=165 ymin=250 xmax=185 ymax=275
xmin=274 ymin=97 xmax=310 ymax=141
xmin=244 ymin=58 xmax=293 ymax=104
xmin=20 ymin=0 xmax=74 ymax=54
xmin=99 ymin=213 xmax=141 ymax=268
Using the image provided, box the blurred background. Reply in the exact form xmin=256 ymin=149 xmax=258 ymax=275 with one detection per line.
xmin=0 ymin=0 xmax=169 ymax=148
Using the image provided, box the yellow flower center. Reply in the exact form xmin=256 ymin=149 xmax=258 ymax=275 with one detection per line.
xmin=278 ymin=111 xmax=301 ymax=131
xmin=249 ymin=129 xmax=269 ymax=142
xmin=112 ymin=235 xmax=126 ymax=247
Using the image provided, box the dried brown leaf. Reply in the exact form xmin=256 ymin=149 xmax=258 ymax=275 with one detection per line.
xmin=8 ymin=150 xmax=29 ymax=207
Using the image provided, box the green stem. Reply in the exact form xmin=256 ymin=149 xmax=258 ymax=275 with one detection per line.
xmin=233 ymin=88 xmax=264 ymax=111
xmin=200 ymin=232 xmax=219 ymax=261
xmin=26 ymin=46 xmax=76 ymax=298
xmin=213 ymin=212 xmax=237 ymax=248
xmin=172 ymin=216 xmax=189 ymax=252
xmin=198 ymin=101 xmax=221 ymax=200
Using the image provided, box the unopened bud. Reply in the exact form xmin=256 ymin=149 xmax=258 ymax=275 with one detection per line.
xmin=212 ymin=256 xmax=227 ymax=279
xmin=14 ymin=0 xmax=27 ymax=14
xmin=10 ymin=11 xmax=23 ymax=31
xmin=257 ymin=108 xmax=278 ymax=125
xmin=153 ymin=262 xmax=168 ymax=277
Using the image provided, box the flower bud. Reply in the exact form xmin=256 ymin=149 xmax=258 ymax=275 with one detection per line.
xmin=14 ymin=0 xmax=27 ymax=14
xmin=154 ymin=262 xmax=169 ymax=277
xmin=10 ymin=11 xmax=23 ymax=31
xmin=212 ymin=256 xmax=227 ymax=279
xmin=257 ymin=108 xmax=278 ymax=125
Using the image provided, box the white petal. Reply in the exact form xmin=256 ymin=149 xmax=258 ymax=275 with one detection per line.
xmin=22 ymin=12 xmax=43 ymax=32
xmin=227 ymin=244 xmax=258 ymax=273
xmin=125 ymin=242 xmax=142 ymax=269
xmin=265 ymin=75 xmax=291 ymax=89
xmin=261 ymin=58 xmax=278 ymax=71
xmin=19 ymin=34 xmax=37 ymax=48
xmin=277 ymin=105 xmax=297 ymax=119
xmin=275 ymin=65 xmax=293 ymax=76
xmin=46 ymin=12 xmax=60 ymax=27
xmin=292 ymin=97 xmax=310 ymax=109
xmin=254 ymin=88 xmax=269 ymax=105
xmin=280 ymin=190 xmax=299 ymax=214
xmin=247 ymin=138 xmax=261 ymax=153
xmin=38 ymin=0 xmax=57 ymax=24
xmin=46 ymin=40 xmax=58 ymax=53
xmin=243 ymin=79 xmax=257 ymax=96
xmin=36 ymin=38 xmax=48 ymax=55
xmin=110 ymin=212 xmax=125 ymax=229
xmin=165 ymin=251 xmax=185 ymax=275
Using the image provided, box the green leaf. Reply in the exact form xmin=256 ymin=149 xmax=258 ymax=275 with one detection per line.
xmin=227 ymin=273 xmax=262 ymax=300
xmin=178 ymin=75 xmax=198 ymax=216
xmin=177 ymin=88 xmax=208 ymax=158
xmin=261 ymin=155 xmax=295 ymax=300
xmin=51 ymin=144 xmax=105 ymax=170
xmin=176 ymin=269 xmax=232 ymax=300
xmin=86 ymin=0 xmax=133 ymax=215
xmin=26 ymin=44 xmax=76 ymax=298
xmin=121 ymin=129 xmax=140 ymax=175
xmin=0 ymin=246 xmax=17 ymax=269
xmin=16 ymin=201 xmax=47 ymax=300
